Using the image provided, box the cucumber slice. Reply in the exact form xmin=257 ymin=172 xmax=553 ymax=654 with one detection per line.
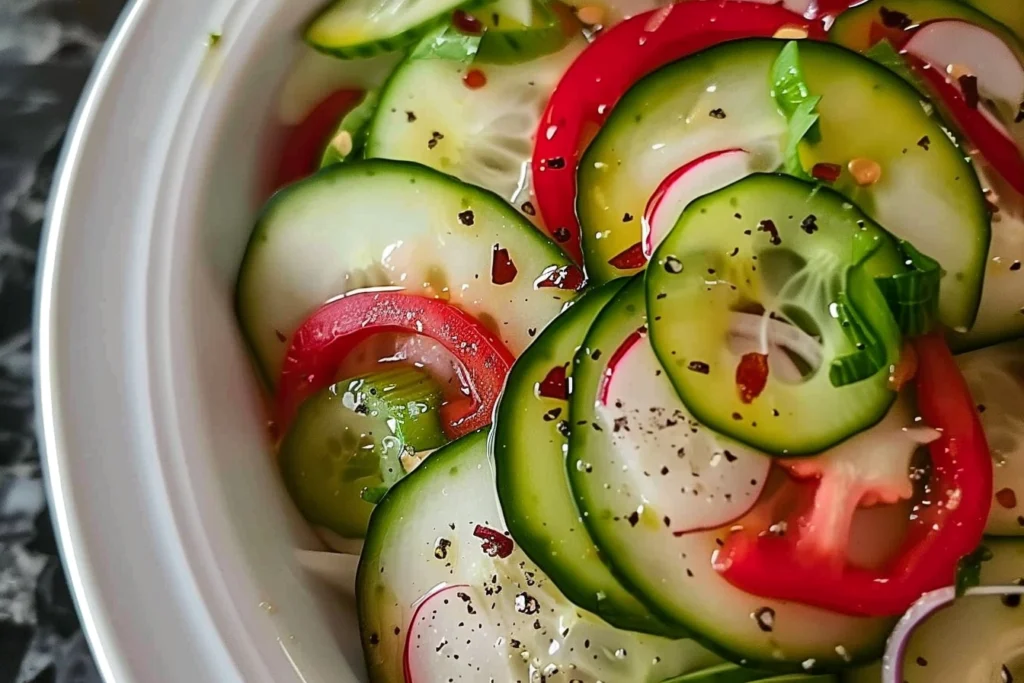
xmin=830 ymin=0 xmax=1024 ymax=62
xmin=960 ymin=0 xmax=1024 ymax=43
xmin=320 ymin=90 xmax=380 ymax=167
xmin=949 ymin=168 xmax=1024 ymax=352
xmin=279 ymin=367 xmax=444 ymax=538
xmin=956 ymin=338 xmax=1024 ymax=535
xmin=578 ymin=38 xmax=990 ymax=332
xmin=494 ymin=279 xmax=679 ymax=636
xmin=474 ymin=0 xmax=569 ymax=64
xmin=305 ymin=0 xmax=487 ymax=59
xmin=236 ymin=160 xmax=577 ymax=384
xmin=647 ymin=174 xmax=905 ymax=455
xmin=365 ymin=37 xmax=584 ymax=217
xmin=357 ymin=429 xmax=724 ymax=682
xmin=893 ymin=538 xmax=1024 ymax=683
xmin=567 ymin=277 xmax=895 ymax=669
xmin=667 ymin=663 xmax=770 ymax=682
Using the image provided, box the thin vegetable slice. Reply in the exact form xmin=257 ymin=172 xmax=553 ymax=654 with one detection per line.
xmin=717 ymin=333 xmax=992 ymax=617
xmin=276 ymin=291 xmax=514 ymax=438
xmin=647 ymin=174 xmax=905 ymax=455
xmin=493 ymin=279 xmax=678 ymax=635
xmin=305 ymin=0 xmax=487 ymax=58
xmin=279 ymin=368 xmax=444 ymax=538
xmin=532 ymin=2 xmax=820 ymax=263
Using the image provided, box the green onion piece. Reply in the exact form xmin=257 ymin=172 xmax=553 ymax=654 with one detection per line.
xmin=829 ymin=292 xmax=888 ymax=387
xmin=770 ymin=41 xmax=823 ymax=179
xmin=875 ymin=241 xmax=942 ymax=337
xmin=864 ymin=39 xmax=923 ymax=92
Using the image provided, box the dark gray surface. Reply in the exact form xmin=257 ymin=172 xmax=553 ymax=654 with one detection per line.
xmin=1 ymin=1 xmax=127 ymax=681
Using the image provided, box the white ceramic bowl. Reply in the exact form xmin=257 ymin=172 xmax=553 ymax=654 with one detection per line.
xmin=36 ymin=1 xmax=365 ymax=680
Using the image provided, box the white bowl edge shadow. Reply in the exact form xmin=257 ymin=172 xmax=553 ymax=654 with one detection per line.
xmin=35 ymin=0 xmax=366 ymax=681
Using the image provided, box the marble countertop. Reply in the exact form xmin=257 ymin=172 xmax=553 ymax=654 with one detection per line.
xmin=0 ymin=1 xmax=127 ymax=681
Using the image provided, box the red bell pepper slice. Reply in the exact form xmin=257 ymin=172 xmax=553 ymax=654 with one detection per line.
xmin=714 ymin=332 xmax=992 ymax=617
xmin=273 ymin=89 xmax=363 ymax=192
xmin=276 ymin=291 xmax=516 ymax=439
xmin=531 ymin=1 xmax=823 ymax=263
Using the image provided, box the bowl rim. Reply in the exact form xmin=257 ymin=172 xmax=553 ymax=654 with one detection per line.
xmin=36 ymin=4 xmax=151 ymax=679
xmin=34 ymin=0 xmax=294 ymax=680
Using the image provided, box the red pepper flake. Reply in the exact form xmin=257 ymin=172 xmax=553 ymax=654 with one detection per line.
xmin=1013 ymin=261 xmax=1022 ymax=272
xmin=275 ymin=329 xmax=287 ymax=343
xmin=535 ymin=264 xmax=586 ymax=291
xmin=757 ymin=219 xmax=781 ymax=245
xmin=491 ymin=244 xmax=518 ymax=285
xmin=918 ymin=135 xmax=931 ymax=150
xmin=474 ymin=525 xmax=514 ymax=558
xmin=608 ymin=242 xmax=646 ymax=270
xmin=958 ymin=74 xmax=980 ymax=109
xmin=545 ymin=157 xmax=567 ymax=170
xmin=627 ymin=511 xmax=640 ymax=527
xmin=709 ymin=108 xmax=727 ymax=119
xmin=452 ymin=9 xmax=484 ymax=34
xmin=879 ymin=6 xmax=912 ymax=29
xmin=543 ymin=407 xmax=563 ymax=422
xmin=538 ymin=364 xmax=569 ymax=400
xmin=996 ymin=488 xmax=1018 ymax=510
xmin=463 ymin=68 xmax=487 ymax=90
xmin=811 ymin=163 xmax=842 ymax=183
xmin=1016 ymin=102 xmax=1024 ymax=124
xmin=458 ymin=209 xmax=475 ymax=226
xmin=736 ymin=352 xmax=769 ymax=404
xmin=520 ymin=201 xmax=536 ymax=216
xmin=553 ymin=226 xmax=572 ymax=243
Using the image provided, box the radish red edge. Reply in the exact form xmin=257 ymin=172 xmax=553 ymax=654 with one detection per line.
xmin=900 ymin=21 xmax=1024 ymax=196
xmin=642 ymin=148 xmax=753 ymax=259
xmin=402 ymin=583 xmax=471 ymax=683
xmin=597 ymin=329 xmax=770 ymax=537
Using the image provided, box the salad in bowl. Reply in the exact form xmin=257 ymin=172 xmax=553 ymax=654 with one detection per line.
xmin=236 ymin=0 xmax=1024 ymax=680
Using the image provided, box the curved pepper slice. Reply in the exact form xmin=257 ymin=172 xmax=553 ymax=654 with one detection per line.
xmin=714 ymin=332 xmax=992 ymax=617
xmin=531 ymin=1 xmax=823 ymax=262
xmin=276 ymin=291 xmax=515 ymax=439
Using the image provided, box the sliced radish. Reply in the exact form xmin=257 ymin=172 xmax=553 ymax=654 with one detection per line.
xmin=597 ymin=331 xmax=770 ymax=535
xmin=642 ymin=149 xmax=773 ymax=258
xmin=403 ymin=584 xmax=512 ymax=683
xmin=908 ymin=56 xmax=1024 ymax=196
xmin=903 ymin=21 xmax=1024 ymax=195
xmin=904 ymin=20 xmax=1024 ymax=111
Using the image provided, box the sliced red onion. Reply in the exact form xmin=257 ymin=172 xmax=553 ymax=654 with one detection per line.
xmin=883 ymin=584 xmax=1024 ymax=683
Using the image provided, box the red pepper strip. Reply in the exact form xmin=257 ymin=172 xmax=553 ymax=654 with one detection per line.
xmin=715 ymin=333 xmax=992 ymax=617
xmin=276 ymin=291 xmax=515 ymax=439
xmin=273 ymin=89 xmax=363 ymax=192
xmin=531 ymin=2 xmax=823 ymax=263
xmin=904 ymin=54 xmax=1024 ymax=197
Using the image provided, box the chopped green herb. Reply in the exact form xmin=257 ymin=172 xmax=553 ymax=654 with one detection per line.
xmin=770 ymin=42 xmax=822 ymax=179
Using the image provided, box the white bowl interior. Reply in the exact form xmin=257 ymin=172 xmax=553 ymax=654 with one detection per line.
xmin=40 ymin=0 xmax=377 ymax=680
